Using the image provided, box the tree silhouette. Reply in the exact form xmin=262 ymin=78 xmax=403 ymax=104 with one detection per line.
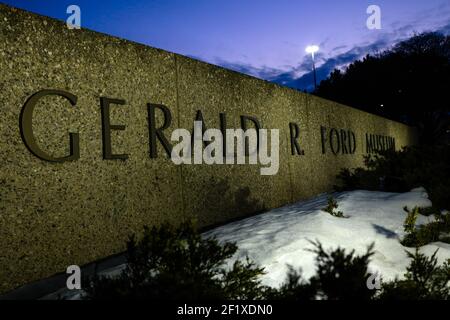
xmin=315 ymin=32 xmax=450 ymax=145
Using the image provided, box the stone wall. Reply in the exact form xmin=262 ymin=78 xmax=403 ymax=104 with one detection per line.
xmin=0 ymin=4 xmax=417 ymax=293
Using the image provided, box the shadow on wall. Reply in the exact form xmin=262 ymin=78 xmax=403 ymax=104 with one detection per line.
xmin=199 ymin=177 xmax=267 ymax=225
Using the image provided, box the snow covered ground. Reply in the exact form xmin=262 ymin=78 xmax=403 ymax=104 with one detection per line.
xmin=43 ymin=187 xmax=450 ymax=299
xmin=204 ymin=187 xmax=450 ymax=288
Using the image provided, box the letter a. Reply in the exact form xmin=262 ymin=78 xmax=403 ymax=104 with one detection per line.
xmin=366 ymin=5 xmax=381 ymax=30
xmin=66 ymin=265 xmax=81 ymax=290
xmin=67 ymin=5 xmax=81 ymax=29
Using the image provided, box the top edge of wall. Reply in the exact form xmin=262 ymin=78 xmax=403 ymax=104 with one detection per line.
xmin=1 ymin=3 xmax=414 ymax=129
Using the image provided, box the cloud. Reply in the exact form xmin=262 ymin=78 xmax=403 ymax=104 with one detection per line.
xmin=211 ymin=17 xmax=450 ymax=92
xmin=438 ymin=22 xmax=450 ymax=35
xmin=332 ymin=45 xmax=348 ymax=52
xmin=212 ymin=58 xmax=286 ymax=81
xmin=278 ymin=40 xmax=389 ymax=91
xmin=211 ymin=36 xmax=392 ymax=92
xmin=188 ymin=1 xmax=450 ymax=92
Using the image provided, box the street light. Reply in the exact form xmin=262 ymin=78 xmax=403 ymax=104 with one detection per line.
xmin=305 ymin=45 xmax=319 ymax=90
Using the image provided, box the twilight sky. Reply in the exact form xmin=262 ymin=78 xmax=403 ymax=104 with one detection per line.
xmin=3 ymin=0 xmax=450 ymax=91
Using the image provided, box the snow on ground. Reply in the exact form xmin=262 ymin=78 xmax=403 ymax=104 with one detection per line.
xmin=204 ymin=187 xmax=450 ymax=287
xmin=43 ymin=187 xmax=450 ymax=299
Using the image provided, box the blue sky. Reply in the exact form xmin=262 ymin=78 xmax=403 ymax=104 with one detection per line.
xmin=3 ymin=0 xmax=450 ymax=91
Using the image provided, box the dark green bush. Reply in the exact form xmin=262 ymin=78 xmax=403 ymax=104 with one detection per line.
xmin=418 ymin=206 xmax=442 ymax=217
xmin=83 ymin=222 xmax=267 ymax=300
xmin=83 ymin=222 xmax=449 ymax=300
xmin=268 ymin=241 xmax=376 ymax=300
xmin=271 ymin=242 xmax=449 ymax=301
xmin=308 ymin=241 xmax=376 ymax=300
xmin=265 ymin=266 xmax=316 ymax=300
xmin=322 ymin=196 xmax=347 ymax=218
xmin=401 ymin=206 xmax=450 ymax=247
xmin=335 ymin=145 xmax=450 ymax=210
xmin=379 ymin=249 xmax=450 ymax=300
xmin=403 ymin=206 xmax=420 ymax=234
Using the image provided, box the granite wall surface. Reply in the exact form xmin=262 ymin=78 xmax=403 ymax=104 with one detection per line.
xmin=0 ymin=4 xmax=418 ymax=293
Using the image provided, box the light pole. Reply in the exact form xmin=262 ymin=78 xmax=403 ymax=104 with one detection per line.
xmin=305 ymin=45 xmax=319 ymax=91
